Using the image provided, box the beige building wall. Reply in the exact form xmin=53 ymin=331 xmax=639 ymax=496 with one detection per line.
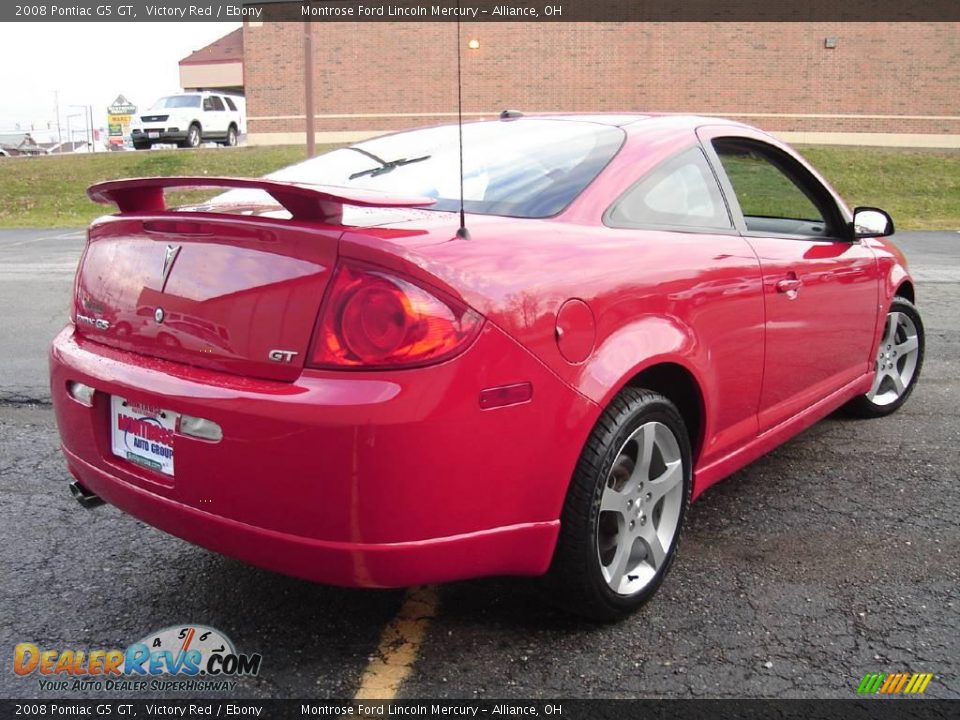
xmin=179 ymin=62 xmax=244 ymax=91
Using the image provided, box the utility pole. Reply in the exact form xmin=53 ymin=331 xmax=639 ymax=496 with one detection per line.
xmin=304 ymin=21 xmax=315 ymax=158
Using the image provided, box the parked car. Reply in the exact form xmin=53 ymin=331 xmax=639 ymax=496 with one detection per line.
xmin=130 ymin=92 xmax=244 ymax=149
xmin=52 ymin=114 xmax=923 ymax=620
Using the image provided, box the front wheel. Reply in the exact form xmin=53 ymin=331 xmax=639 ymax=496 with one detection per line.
xmin=844 ymin=297 xmax=924 ymax=418
xmin=547 ymin=388 xmax=692 ymax=621
xmin=180 ymin=124 xmax=201 ymax=149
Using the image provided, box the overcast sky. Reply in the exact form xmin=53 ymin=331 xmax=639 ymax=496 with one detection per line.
xmin=0 ymin=22 xmax=240 ymax=134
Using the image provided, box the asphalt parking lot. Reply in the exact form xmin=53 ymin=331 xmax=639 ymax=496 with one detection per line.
xmin=1 ymin=228 xmax=957 ymax=700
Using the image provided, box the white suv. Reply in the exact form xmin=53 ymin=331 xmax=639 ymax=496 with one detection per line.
xmin=131 ymin=92 xmax=245 ymax=150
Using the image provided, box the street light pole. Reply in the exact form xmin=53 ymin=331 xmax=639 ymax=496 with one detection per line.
xmin=304 ymin=21 xmax=316 ymax=158
xmin=69 ymin=105 xmax=91 ymax=151
xmin=54 ymin=91 xmax=62 ymax=147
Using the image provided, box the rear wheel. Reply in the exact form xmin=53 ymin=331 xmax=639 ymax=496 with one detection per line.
xmin=133 ymin=141 xmax=150 ymax=150
xmin=222 ymin=125 xmax=238 ymax=147
xmin=844 ymin=297 xmax=924 ymax=418
xmin=548 ymin=388 xmax=692 ymax=621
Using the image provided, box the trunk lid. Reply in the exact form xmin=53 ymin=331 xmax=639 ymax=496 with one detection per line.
xmin=75 ymin=216 xmax=340 ymax=382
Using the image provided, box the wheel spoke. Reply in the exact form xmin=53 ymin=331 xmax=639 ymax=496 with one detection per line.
xmin=648 ymin=460 xmax=683 ymax=505
xmin=884 ymin=312 xmax=899 ymax=345
xmin=600 ymin=487 xmax=630 ymax=516
xmin=895 ymin=336 xmax=918 ymax=356
xmin=627 ymin=424 xmax=655 ymax=491
xmin=604 ymin=534 xmax=632 ymax=589
xmin=638 ymin=524 xmax=667 ymax=570
xmin=867 ymin=367 xmax=885 ymax=399
xmin=891 ymin=371 xmax=906 ymax=395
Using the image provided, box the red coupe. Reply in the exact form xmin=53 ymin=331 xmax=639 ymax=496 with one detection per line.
xmin=51 ymin=114 xmax=924 ymax=619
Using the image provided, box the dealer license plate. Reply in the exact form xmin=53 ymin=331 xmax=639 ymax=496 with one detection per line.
xmin=148 ymin=131 xmax=160 ymax=139
xmin=110 ymin=396 xmax=177 ymax=476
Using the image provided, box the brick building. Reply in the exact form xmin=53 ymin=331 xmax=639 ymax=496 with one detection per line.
xmin=179 ymin=28 xmax=245 ymax=94
xmin=240 ymin=21 xmax=960 ymax=147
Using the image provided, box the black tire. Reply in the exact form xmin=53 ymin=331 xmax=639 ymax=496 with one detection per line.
xmin=843 ymin=297 xmax=924 ymax=418
xmin=547 ymin=387 xmax=692 ymax=622
xmin=222 ymin=125 xmax=238 ymax=147
xmin=180 ymin=124 xmax=201 ymax=149
xmin=133 ymin=141 xmax=150 ymax=150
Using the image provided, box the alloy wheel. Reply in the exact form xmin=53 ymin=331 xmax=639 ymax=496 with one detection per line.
xmin=867 ymin=310 xmax=920 ymax=406
xmin=596 ymin=421 xmax=684 ymax=596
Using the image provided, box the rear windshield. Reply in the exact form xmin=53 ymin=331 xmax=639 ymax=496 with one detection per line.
xmin=150 ymin=95 xmax=201 ymax=110
xmin=240 ymin=120 xmax=624 ymax=219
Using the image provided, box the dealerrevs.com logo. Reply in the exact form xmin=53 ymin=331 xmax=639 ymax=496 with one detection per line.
xmin=13 ymin=625 xmax=262 ymax=692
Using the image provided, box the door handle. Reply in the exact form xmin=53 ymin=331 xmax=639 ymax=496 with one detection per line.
xmin=775 ymin=277 xmax=802 ymax=294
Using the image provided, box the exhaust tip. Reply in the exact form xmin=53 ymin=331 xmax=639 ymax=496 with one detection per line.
xmin=69 ymin=481 xmax=105 ymax=509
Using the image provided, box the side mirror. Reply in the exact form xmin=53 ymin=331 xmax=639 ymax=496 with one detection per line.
xmin=852 ymin=206 xmax=895 ymax=239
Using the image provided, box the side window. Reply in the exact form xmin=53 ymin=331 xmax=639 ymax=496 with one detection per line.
xmin=712 ymin=139 xmax=836 ymax=237
xmin=606 ymin=147 xmax=732 ymax=230
xmin=206 ymin=96 xmax=226 ymax=112
xmin=223 ymin=97 xmax=238 ymax=112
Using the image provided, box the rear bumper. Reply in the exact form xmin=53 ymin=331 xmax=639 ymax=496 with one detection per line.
xmin=51 ymin=325 xmax=596 ymax=587
xmin=63 ymin=446 xmax=559 ymax=587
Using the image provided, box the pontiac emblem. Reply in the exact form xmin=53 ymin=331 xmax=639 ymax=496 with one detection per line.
xmin=161 ymin=244 xmax=182 ymax=287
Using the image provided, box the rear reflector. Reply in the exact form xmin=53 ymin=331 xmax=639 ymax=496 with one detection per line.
xmin=179 ymin=415 xmax=223 ymax=442
xmin=67 ymin=381 xmax=95 ymax=406
xmin=479 ymin=382 xmax=533 ymax=410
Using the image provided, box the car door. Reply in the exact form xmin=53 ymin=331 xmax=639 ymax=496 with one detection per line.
xmin=699 ymin=127 xmax=880 ymax=432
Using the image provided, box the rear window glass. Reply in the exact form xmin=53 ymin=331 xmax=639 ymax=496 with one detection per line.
xmin=220 ymin=120 xmax=624 ymax=219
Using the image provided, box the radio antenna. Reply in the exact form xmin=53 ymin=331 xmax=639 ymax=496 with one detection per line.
xmin=454 ymin=14 xmax=470 ymax=240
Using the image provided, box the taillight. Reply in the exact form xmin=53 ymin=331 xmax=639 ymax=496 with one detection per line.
xmin=308 ymin=262 xmax=483 ymax=369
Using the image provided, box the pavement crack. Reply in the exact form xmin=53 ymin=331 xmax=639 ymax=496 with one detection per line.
xmin=0 ymin=395 xmax=52 ymax=407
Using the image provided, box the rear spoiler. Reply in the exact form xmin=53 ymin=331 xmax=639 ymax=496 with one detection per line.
xmin=87 ymin=176 xmax=436 ymax=222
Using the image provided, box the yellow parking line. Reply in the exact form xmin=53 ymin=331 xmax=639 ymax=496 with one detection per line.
xmin=354 ymin=586 xmax=439 ymax=700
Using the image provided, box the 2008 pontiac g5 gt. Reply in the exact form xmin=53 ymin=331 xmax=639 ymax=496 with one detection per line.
xmin=51 ymin=115 xmax=924 ymax=619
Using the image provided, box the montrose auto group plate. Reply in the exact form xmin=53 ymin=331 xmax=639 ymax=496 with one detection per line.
xmin=110 ymin=396 xmax=177 ymax=476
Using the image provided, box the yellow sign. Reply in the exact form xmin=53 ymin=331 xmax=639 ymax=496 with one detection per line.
xmin=107 ymin=94 xmax=136 ymax=147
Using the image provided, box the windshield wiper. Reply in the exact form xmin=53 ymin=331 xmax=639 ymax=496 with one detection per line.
xmin=347 ymin=147 xmax=431 ymax=180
